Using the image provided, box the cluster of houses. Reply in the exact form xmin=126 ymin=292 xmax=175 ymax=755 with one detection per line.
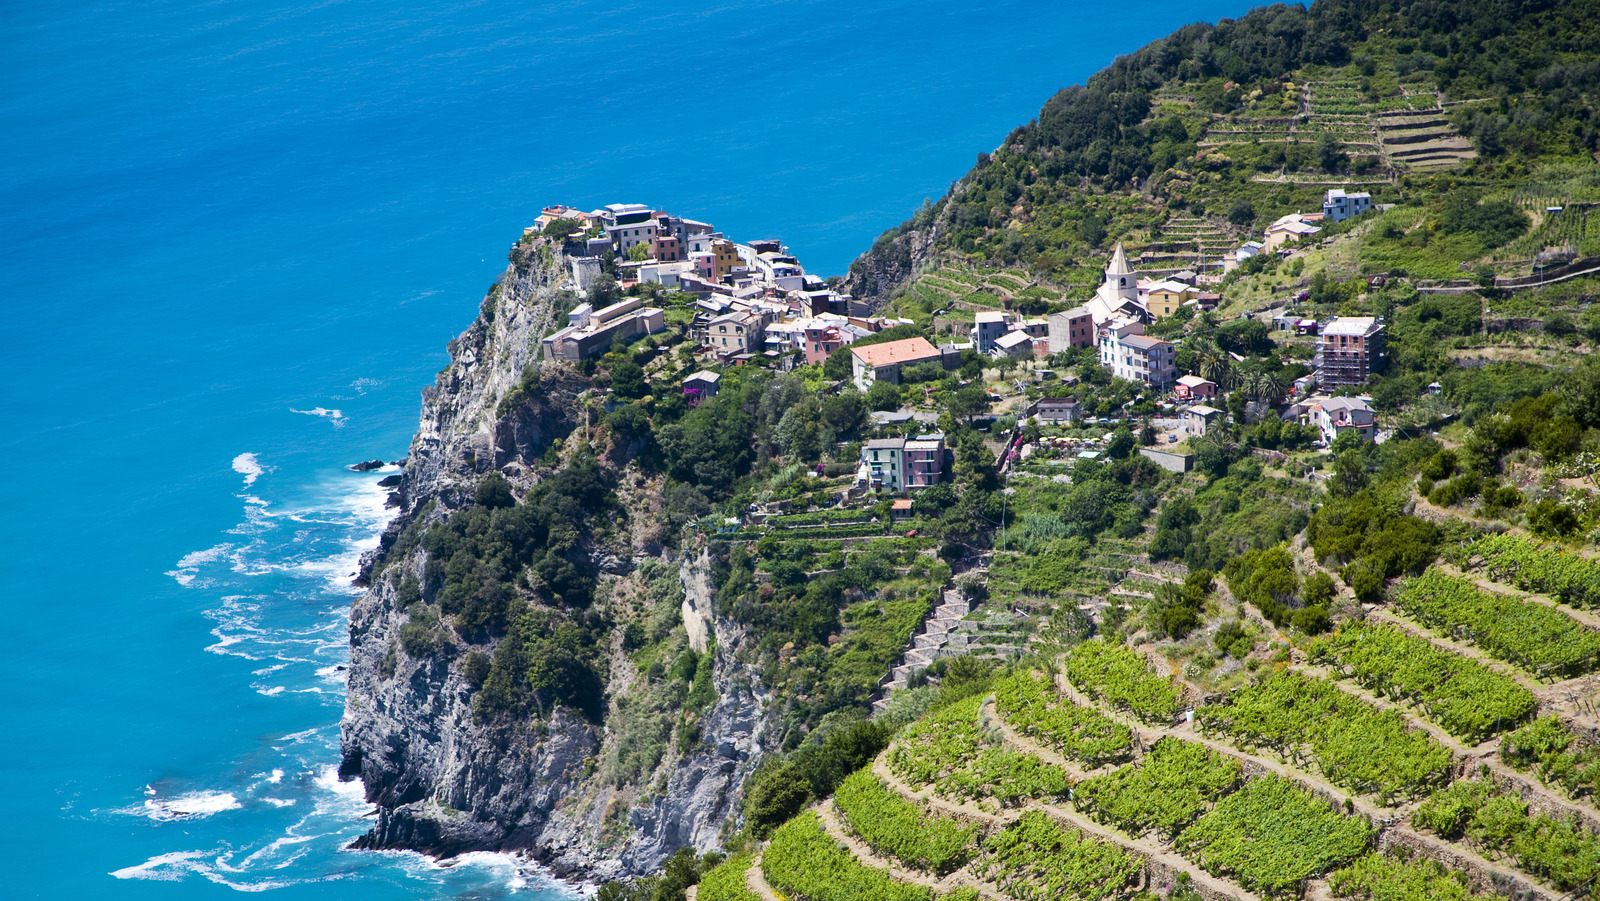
xmin=1230 ymin=187 xmax=1376 ymax=267
xmin=537 ymin=200 xmax=1389 ymax=502
xmin=535 ymin=202 xmax=906 ymax=365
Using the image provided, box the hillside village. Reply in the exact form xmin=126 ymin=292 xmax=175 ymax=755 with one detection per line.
xmin=530 ymin=191 xmax=1414 ymax=508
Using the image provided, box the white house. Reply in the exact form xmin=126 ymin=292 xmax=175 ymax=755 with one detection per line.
xmin=973 ymin=310 xmax=1013 ymax=353
xmin=1265 ymin=213 xmax=1323 ymax=251
xmin=1099 ymin=317 xmax=1176 ymax=387
xmin=1323 ymin=188 xmax=1374 ymax=223
xmin=1309 ymin=396 xmax=1376 ymax=444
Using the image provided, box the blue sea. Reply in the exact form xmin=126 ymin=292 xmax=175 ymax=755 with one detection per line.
xmin=1 ymin=1 xmax=1241 ymax=897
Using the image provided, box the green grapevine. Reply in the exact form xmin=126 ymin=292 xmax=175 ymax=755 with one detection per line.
xmin=1176 ymin=775 xmax=1372 ymax=897
xmin=1458 ymin=533 xmax=1600 ymax=609
xmin=1327 ymin=852 xmax=1482 ymax=901
xmin=1413 ymin=780 xmax=1600 ymax=892
xmin=1075 ymin=737 xmax=1243 ymax=839
xmin=887 ymin=695 xmax=1072 ymax=806
xmin=1198 ymin=669 xmax=1452 ymax=799
xmin=1310 ymin=621 xmax=1536 ymax=742
xmin=1395 ymin=568 xmax=1600 ymax=679
xmin=762 ymin=811 xmax=932 ymax=901
xmin=696 ymin=852 xmax=760 ymax=901
xmin=1500 ymin=715 xmax=1600 ymax=802
xmin=992 ymin=671 xmax=1135 ymax=766
xmin=974 ymin=809 xmax=1146 ymax=901
xmin=834 ymin=769 xmax=978 ymax=874
xmin=1063 ymin=639 xmax=1183 ymax=725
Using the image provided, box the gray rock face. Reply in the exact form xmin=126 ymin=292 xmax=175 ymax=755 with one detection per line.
xmin=339 ymin=239 xmax=774 ymax=881
xmin=623 ymin=552 xmax=769 ymax=870
xmin=841 ymin=207 xmax=947 ymax=307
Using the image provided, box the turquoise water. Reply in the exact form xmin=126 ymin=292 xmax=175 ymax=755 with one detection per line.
xmin=0 ymin=1 xmax=1240 ymax=896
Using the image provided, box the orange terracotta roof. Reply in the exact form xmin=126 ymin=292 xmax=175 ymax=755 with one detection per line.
xmin=850 ymin=336 xmax=941 ymax=368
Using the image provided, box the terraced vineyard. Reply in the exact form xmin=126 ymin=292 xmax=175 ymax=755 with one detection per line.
xmin=1197 ymin=668 xmax=1453 ymax=800
xmin=1454 ymin=532 xmax=1600 ymax=610
xmin=1310 ymin=621 xmax=1538 ymax=743
xmin=734 ymin=541 xmax=1599 ymax=901
xmin=1394 ymin=567 xmax=1600 ymax=679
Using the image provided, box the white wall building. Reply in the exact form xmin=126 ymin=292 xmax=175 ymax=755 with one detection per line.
xmin=1323 ymin=188 xmax=1374 ymax=223
xmin=1099 ymin=317 xmax=1176 ymax=387
xmin=973 ymin=310 xmax=1013 ymax=353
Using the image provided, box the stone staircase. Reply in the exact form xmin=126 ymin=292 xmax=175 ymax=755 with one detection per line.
xmin=872 ymin=587 xmax=973 ymax=710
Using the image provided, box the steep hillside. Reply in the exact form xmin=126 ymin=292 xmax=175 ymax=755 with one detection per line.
xmin=846 ymin=0 xmax=1600 ymax=305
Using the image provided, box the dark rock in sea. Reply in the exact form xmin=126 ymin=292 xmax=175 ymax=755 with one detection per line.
xmin=350 ymin=459 xmax=387 ymax=472
xmin=377 ymin=474 xmax=402 ymax=488
xmin=385 ymin=491 xmax=403 ymax=508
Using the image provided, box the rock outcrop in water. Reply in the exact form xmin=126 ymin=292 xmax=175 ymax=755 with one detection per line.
xmin=339 ymin=237 xmax=772 ymax=880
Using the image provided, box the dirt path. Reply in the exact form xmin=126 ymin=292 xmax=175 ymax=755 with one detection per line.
xmin=745 ymin=853 xmax=781 ymax=901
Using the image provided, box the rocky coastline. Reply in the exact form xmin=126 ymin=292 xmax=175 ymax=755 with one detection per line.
xmin=338 ymin=237 xmax=774 ymax=881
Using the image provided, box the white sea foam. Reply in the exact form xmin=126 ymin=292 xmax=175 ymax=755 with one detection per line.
xmin=167 ymin=543 xmax=235 ymax=587
xmin=110 ymin=848 xmax=300 ymax=892
xmin=111 ymin=850 xmax=208 ymax=881
xmin=232 ymin=452 xmax=265 ymax=486
xmin=290 ymin=407 xmax=344 ymax=425
xmin=140 ymin=790 xmax=242 ymax=821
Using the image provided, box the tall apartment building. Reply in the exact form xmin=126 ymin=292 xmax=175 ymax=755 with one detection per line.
xmin=860 ymin=435 xmax=945 ymax=492
xmin=1047 ymin=306 xmax=1095 ymax=351
xmin=1098 ymin=318 xmax=1177 ymax=388
xmin=973 ymin=311 xmax=1014 ymax=353
xmin=1314 ymin=317 xmax=1385 ymax=387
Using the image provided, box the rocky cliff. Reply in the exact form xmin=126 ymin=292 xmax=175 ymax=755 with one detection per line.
xmin=339 ymin=237 xmax=772 ymax=880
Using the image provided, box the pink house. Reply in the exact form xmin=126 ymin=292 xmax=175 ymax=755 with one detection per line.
xmin=802 ymin=323 xmax=842 ymax=366
xmin=1174 ymin=374 xmax=1217 ymax=401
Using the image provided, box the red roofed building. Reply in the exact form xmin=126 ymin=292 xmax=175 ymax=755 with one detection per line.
xmin=850 ymin=336 xmax=943 ymax=391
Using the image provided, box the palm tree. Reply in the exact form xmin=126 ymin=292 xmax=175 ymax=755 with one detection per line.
xmin=1254 ymin=369 xmax=1284 ymax=402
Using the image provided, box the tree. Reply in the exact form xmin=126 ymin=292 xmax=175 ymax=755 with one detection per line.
xmin=743 ymin=758 xmax=811 ymax=837
xmin=822 ymin=347 xmax=854 ymax=381
xmin=1331 ymin=448 xmax=1371 ymax=497
xmin=1316 ymin=132 xmax=1348 ymax=172
xmin=948 ymin=385 xmax=991 ymax=423
xmin=865 ymin=380 xmax=901 ymax=412
xmin=608 ymin=359 xmax=647 ymax=398
xmin=1107 ymin=425 xmax=1135 ymax=459
xmin=541 ymin=217 xmax=582 ymax=238
xmin=774 ymin=397 xmax=824 ymax=461
xmin=626 ymin=242 xmax=651 ymax=262
xmin=587 ymin=272 xmax=619 ymax=307
xmin=474 ymin=472 xmax=516 ymax=509
xmin=821 ymin=391 xmax=867 ymax=443
xmin=1228 ymin=200 xmax=1256 ymax=228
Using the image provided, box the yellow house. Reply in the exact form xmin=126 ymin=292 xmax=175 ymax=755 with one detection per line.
xmin=711 ymin=239 xmax=740 ymax=280
xmin=1145 ymin=279 xmax=1195 ymax=318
